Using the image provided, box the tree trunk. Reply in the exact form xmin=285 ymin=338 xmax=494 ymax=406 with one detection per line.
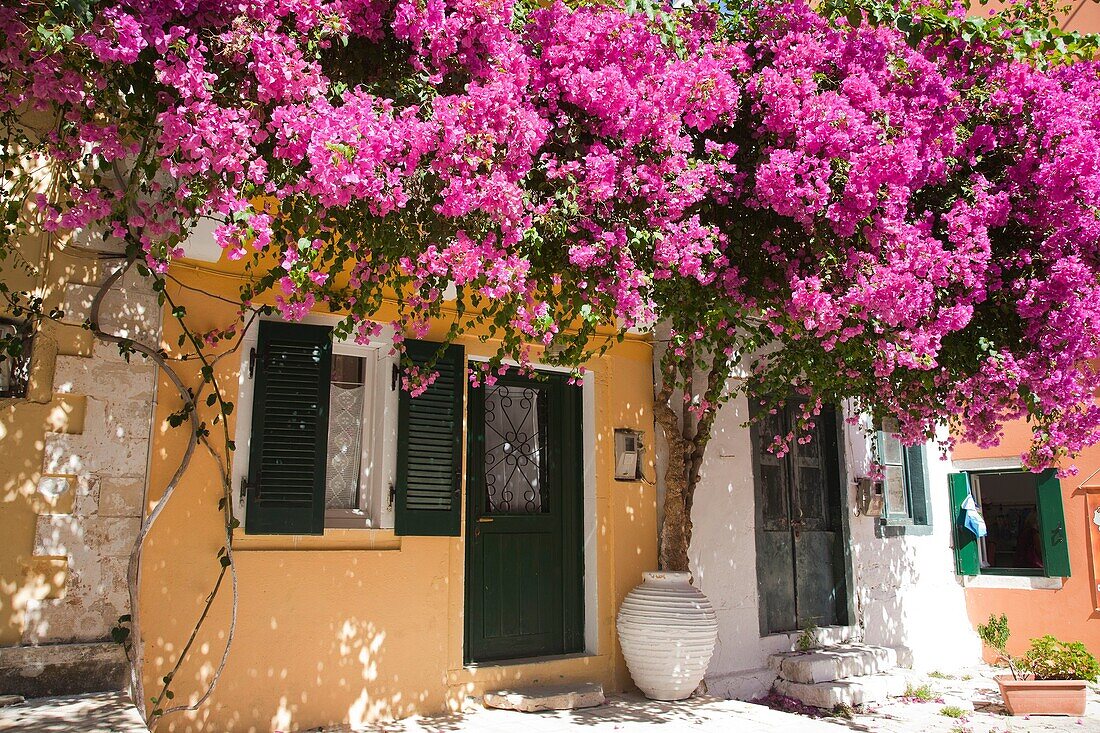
xmin=655 ymin=390 xmax=693 ymax=572
xmin=654 ymin=350 xmax=726 ymax=573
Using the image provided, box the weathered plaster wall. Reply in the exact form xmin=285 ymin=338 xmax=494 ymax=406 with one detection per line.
xmin=657 ymin=387 xmax=979 ymax=701
xmin=679 ymin=393 xmax=795 ymax=699
xmin=138 ymin=260 xmax=658 ymax=732
xmin=24 ymin=269 xmax=160 ymax=645
xmin=1 ymin=220 xmax=161 ymax=695
xmin=845 ymin=427 xmax=981 ymax=673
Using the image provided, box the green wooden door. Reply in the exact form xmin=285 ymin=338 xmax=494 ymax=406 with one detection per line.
xmin=465 ymin=369 xmax=584 ymax=663
xmin=751 ymin=402 xmax=848 ymax=634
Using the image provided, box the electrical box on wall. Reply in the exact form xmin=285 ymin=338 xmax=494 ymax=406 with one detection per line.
xmin=855 ymin=477 xmax=884 ymax=517
xmin=614 ymin=428 xmax=644 ymax=481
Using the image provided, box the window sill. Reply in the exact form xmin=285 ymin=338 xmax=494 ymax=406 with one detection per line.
xmin=876 ymin=520 xmax=933 ymax=538
xmin=461 ymin=651 xmax=598 ymax=670
xmin=960 ymin=574 xmax=1064 ymax=590
xmin=232 ymin=527 xmax=401 ymax=552
xmin=952 ymin=457 xmax=1024 ymax=472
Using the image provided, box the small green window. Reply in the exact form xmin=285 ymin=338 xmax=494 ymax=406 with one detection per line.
xmin=948 ymin=469 xmax=1070 ymax=579
xmin=875 ymin=420 xmax=931 ymax=535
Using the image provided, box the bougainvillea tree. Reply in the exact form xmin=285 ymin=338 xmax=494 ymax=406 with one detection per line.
xmin=3 ymin=0 xmax=1099 ymax=723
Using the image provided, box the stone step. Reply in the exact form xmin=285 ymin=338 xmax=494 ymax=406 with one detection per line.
xmin=773 ymin=669 xmax=916 ymax=710
xmin=809 ymin=625 xmax=861 ymax=648
xmin=0 ymin=642 xmax=129 ymax=698
xmin=483 ymin=682 xmax=605 ymax=712
xmin=768 ymin=644 xmax=898 ymax=684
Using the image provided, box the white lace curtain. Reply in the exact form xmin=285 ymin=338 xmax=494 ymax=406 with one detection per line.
xmin=326 ymin=384 xmax=365 ymax=509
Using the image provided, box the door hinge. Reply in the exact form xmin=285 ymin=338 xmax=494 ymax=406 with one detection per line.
xmin=391 ymin=363 xmax=399 ymax=391
xmin=388 ymin=482 xmax=396 ymax=509
xmin=248 ymin=347 xmax=258 ymax=379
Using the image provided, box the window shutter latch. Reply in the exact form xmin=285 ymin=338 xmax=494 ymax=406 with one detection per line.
xmin=240 ymin=474 xmax=259 ymax=502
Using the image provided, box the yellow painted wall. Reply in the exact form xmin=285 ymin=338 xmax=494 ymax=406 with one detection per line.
xmin=142 ymin=260 xmax=657 ymax=731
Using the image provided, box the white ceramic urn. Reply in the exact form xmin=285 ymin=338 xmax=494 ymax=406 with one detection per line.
xmin=616 ymin=571 xmax=718 ymax=700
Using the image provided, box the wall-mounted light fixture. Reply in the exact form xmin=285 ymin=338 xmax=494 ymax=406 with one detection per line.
xmin=855 ymin=477 xmax=884 ymax=517
xmin=614 ymin=428 xmax=644 ymax=481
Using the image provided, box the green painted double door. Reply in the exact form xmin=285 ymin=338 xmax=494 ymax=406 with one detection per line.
xmin=751 ymin=402 xmax=849 ymax=634
xmin=464 ymin=369 xmax=584 ymax=663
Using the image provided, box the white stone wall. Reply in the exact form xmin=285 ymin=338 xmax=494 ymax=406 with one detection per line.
xmin=845 ymin=424 xmax=981 ymax=675
xmin=21 ymin=265 xmax=161 ymax=645
xmin=658 ymin=390 xmax=981 ymax=700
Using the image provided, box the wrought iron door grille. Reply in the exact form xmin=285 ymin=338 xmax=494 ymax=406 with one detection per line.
xmin=483 ymin=384 xmax=549 ymax=514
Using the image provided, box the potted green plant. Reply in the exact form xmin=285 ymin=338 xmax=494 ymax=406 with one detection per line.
xmin=977 ymin=613 xmax=1099 ymax=716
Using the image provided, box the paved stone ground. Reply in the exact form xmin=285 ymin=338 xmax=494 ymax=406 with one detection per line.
xmin=324 ymin=695 xmax=853 ymax=732
xmin=821 ymin=668 xmax=1100 ymax=733
xmin=1 ymin=672 xmax=1096 ymax=733
xmin=0 ymin=691 xmax=146 ymax=732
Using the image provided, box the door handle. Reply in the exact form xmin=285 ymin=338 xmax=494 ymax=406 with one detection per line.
xmin=477 ymin=517 xmax=494 ymax=523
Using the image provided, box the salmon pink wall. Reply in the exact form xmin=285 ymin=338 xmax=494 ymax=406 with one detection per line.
xmin=955 ymin=423 xmax=1100 ymax=659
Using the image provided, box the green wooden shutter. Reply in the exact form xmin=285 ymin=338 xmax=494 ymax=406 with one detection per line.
xmin=948 ymin=472 xmax=980 ymax=576
xmin=245 ymin=321 xmax=333 ymax=535
xmin=874 ymin=430 xmax=894 ymax=519
xmin=1036 ymin=469 xmax=1071 ymax=578
xmin=906 ymin=445 xmax=931 ymax=527
xmin=394 ymin=339 xmax=465 ymax=537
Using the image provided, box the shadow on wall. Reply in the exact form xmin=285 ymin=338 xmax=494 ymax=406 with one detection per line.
xmin=826 ymin=419 xmax=979 ymax=672
xmin=1 ymin=400 xmax=59 ymax=645
xmin=148 ymin=552 xmax=457 ymax=732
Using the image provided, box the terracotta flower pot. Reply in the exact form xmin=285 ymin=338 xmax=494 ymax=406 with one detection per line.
xmin=616 ymin=571 xmax=718 ymax=701
xmin=996 ymin=675 xmax=1088 ymax=716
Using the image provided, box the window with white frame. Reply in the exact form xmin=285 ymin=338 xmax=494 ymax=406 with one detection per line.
xmin=234 ymin=319 xmax=399 ymax=532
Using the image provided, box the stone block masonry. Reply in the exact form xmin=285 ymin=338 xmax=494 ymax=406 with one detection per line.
xmin=3 ymin=264 xmax=161 ymax=697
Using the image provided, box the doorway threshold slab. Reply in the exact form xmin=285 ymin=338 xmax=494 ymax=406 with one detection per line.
xmin=483 ymin=682 xmax=605 ymax=712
